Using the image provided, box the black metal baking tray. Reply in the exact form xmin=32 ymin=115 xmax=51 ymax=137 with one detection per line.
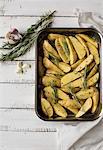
xmin=35 ymin=28 xmax=102 ymax=121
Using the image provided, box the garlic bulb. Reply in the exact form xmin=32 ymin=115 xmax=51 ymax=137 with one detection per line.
xmin=5 ymin=28 xmax=22 ymax=44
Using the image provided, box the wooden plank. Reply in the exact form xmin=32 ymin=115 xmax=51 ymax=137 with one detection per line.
xmin=0 ymin=131 xmax=58 ymax=150
xmin=0 ymin=61 xmax=35 ymax=83
xmin=0 ymin=0 xmax=102 ymax=16
xmin=0 ymin=109 xmax=61 ymax=131
xmin=0 ymin=16 xmax=78 ymax=37
xmin=0 ymin=83 xmax=35 ymax=108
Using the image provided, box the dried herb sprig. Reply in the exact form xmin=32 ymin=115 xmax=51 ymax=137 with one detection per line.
xmin=0 ymin=11 xmax=56 ymax=61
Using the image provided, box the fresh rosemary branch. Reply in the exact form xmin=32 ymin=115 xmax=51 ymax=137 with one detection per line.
xmin=0 ymin=11 xmax=56 ymax=61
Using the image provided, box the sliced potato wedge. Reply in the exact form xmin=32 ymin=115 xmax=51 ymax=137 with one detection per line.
xmin=75 ymin=54 xmax=93 ymax=72
xmin=59 ymin=37 xmax=70 ymax=62
xmin=71 ymin=58 xmax=85 ymax=70
xmin=87 ymin=65 xmax=98 ymax=80
xmin=44 ymin=86 xmax=56 ymax=100
xmin=69 ymin=36 xmax=86 ymax=59
xmin=61 ymin=85 xmax=80 ymax=93
xmin=75 ymin=34 xmax=89 ymax=56
xmin=57 ymin=89 xmax=70 ymax=101
xmin=43 ymin=40 xmax=60 ymax=59
xmin=76 ymin=88 xmax=94 ymax=99
xmin=87 ymin=72 xmax=99 ymax=87
xmin=55 ymin=39 xmax=69 ymax=63
xmin=91 ymin=88 xmax=99 ymax=113
xmin=87 ymin=61 xmax=95 ymax=72
xmin=58 ymin=99 xmax=79 ymax=114
xmin=61 ymin=71 xmax=84 ymax=86
xmin=66 ymin=37 xmax=77 ymax=64
xmin=76 ymin=97 xmax=92 ymax=118
xmin=41 ymin=98 xmax=53 ymax=117
xmin=87 ymin=42 xmax=100 ymax=65
xmin=78 ymin=34 xmax=98 ymax=48
xmin=48 ymin=98 xmax=67 ymax=118
xmin=42 ymin=75 xmax=61 ymax=87
xmin=59 ymin=62 xmax=71 ymax=73
xmin=69 ymin=77 xmax=84 ymax=88
xmin=46 ymin=69 xmax=63 ymax=77
xmin=43 ymin=57 xmax=64 ymax=75
xmin=48 ymin=33 xmax=64 ymax=40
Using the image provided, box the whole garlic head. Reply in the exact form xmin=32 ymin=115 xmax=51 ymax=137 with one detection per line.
xmin=5 ymin=28 xmax=22 ymax=44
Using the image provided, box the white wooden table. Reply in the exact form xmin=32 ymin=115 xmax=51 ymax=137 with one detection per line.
xmin=0 ymin=0 xmax=103 ymax=150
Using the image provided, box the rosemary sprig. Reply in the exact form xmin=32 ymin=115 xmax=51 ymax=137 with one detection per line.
xmin=0 ymin=11 xmax=56 ymax=61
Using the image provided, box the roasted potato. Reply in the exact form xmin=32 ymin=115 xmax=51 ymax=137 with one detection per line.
xmin=69 ymin=36 xmax=86 ymax=59
xmin=66 ymin=37 xmax=77 ymax=64
xmin=76 ymin=97 xmax=92 ymax=118
xmin=58 ymin=99 xmax=79 ymax=114
xmin=87 ymin=42 xmax=100 ymax=65
xmin=43 ymin=40 xmax=60 ymax=59
xmin=75 ymin=34 xmax=89 ymax=56
xmin=43 ymin=57 xmax=64 ymax=75
xmin=59 ymin=37 xmax=70 ymax=62
xmin=48 ymin=98 xmax=67 ymax=118
xmin=44 ymin=86 xmax=56 ymax=99
xmin=75 ymin=54 xmax=93 ymax=72
xmin=91 ymin=87 xmax=99 ymax=113
xmin=87 ymin=65 xmax=98 ymax=79
xmin=61 ymin=71 xmax=84 ymax=86
xmin=58 ymin=62 xmax=71 ymax=73
xmin=48 ymin=33 xmax=64 ymax=40
xmin=78 ymin=34 xmax=98 ymax=48
xmin=55 ymin=39 xmax=69 ymax=63
xmin=42 ymin=75 xmax=61 ymax=87
xmin=71 ymin=58 xmax=85 ymax=70
xmin=76 ymin=88 xmax=94 ymax=99
xmin=87 ymin=72 xmax=99 ymax=87
xmin=41 ymin=98 xmax=53 ymax=117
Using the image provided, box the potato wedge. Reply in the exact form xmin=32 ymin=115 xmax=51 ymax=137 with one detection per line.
xmin=41 ymin=98 xmax=53 ymax=117
xmin=48 ymin=33 xmax=64 ymax=40
xmin=44 ymin=86 xmax=56 ymax=100
xmin=87 ymin=72 xmax=99 ymax=87
xmin=43 ymin=57 xmax=64 ymax=75
xmin=59 ymin=62 xmax=71 ymax=73
xmin=87 ymin=61 xmax=95 ymax=72
xmin=87 ymin=65 xmax=98 ymax=80
xmin=43 ymin=40 xmax=60 ymax=59
xmin=55 ymin=39 xmax=69 ymax=63
xmin=76 ymin=88 xmax=94 ymax=99
xmin=59 ymin=37 xmax=70 ymax=61
xmin=46 ymin=69 xmax=63 ymax=76
xmin=42 ymin=75 xmax=61 ymax=87
xmin=75 ymin=54 xmax=93 ymax=72
xmin=69 ymin=77 xmax=84 ymax=88
xmin=87 ymin=42 xmax=100 ymax=64
xmin=57 ymin=89 xmax=71 ymax=101
xmin=69 ymin=36 xmax=86 ymax=59
xmin=65 ymin=37 xmax=77 ymax=64
xmin=91 ymin=88 xmax=99 ymax=113
xmin=75 ymin=34 xmax=89 ymax=56
xmin=58 ymin=99 xmax=79 ymax=114
xmin=61 ymin=85 xmax=80 ymax=93
xmin=76 ymin=97 xmax=92 ymax=118
xmin=71 ymin=58 xmax=85 ymax=70
xmin=78 ymin=34 xmax=98 ymax=48
xmin=48 ymin=98 xmax=67 ymax=118
xmin=61 ymin=71 xmax=84 ymax=86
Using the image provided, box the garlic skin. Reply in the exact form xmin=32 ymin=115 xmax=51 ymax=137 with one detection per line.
xmin=5 ymin=28 xmax=22 ymax=44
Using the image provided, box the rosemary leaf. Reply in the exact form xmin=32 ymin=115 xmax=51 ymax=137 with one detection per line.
xmin=0 ymin=11 xmax=56 ymax=61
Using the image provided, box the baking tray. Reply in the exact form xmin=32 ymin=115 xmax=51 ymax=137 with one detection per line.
xmin=35 ymin=28 xmax=103 ymax=121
